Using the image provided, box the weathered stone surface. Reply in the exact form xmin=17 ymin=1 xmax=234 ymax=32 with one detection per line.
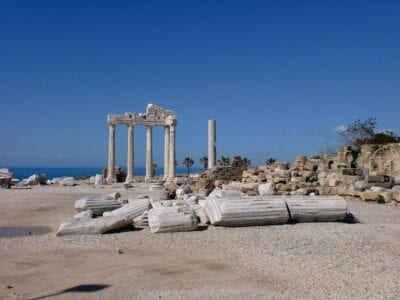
xmin=176 ymin=185 xmax=192 ymax=199
xmin=148 ymin=207 xmax=198 ymax=233
xmin=60 ymin=177 xmax=75 ymax=186
xmin=184 ymin=194 xmax=199 ymax=205
xmin=381 ymin=191 xmax=394 ymax=203
xmin=57 ymin=216 xmax=130 ymax=236
xmin=102 ymin=198 xmax=150 ymax=220
xmin=358 ymin=143 xmax=400 ymax=177
xmin=366 ymin=175 xmax=390 ymax=183
xmin=204 ymin=196 xmax=289 ymax=227
xmin=24 ymin=174 xmax=48 ymax=186
xmin=367 ymin=182 xmax=392 ymax=189
xmin=133 ymin=211 xmax=149 ymax=227
xmin=94 ymin=174 xmax=103 ymax=185
xmin=361 ymin=191 xmax=384 ymax=203
xmin=75 ymin=196 xmax=121 ymax=216
xmin=73 ymin=210 xmax=93 ymax=219
xmin=285 ymin=197 xmax=348 ymax=222
xmin=393 ymin=189 xmax=400 ymax=202
xmin=354 ymin=180 xmax=368 ymax=191
xmin=208 ymin=188 xmax=246 ymax=199
xmin=370 ymin=186 xmax=387 ymax=193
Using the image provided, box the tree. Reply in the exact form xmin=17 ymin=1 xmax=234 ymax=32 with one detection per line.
xmin=339 ymin=117 xmax=377 ymax=150
xmin=200 ymin=156 xmax=208 ymax=171
xmin=182 ymin=157 xmax=194 ymax=176
xmin=242 ymin=157 xmax=252 ymax=167
xmin=266 ymin=158 xmax=276 ymax=165
xmin=339 ymin=117 xmax=399 ymax=150
xmin=218 ymin=156 xmax=231 ymax=166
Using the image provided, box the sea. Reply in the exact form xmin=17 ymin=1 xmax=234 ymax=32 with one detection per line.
xmin=7 ymin=166 xmax=204 ymax=180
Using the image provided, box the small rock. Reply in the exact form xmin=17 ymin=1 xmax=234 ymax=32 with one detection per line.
xmin=258 ymin=183 xmax=276 ymax=196
xmin=116 ymin=248 xmax=123 ymax=254
xmin=361 ymin=191 xmax=385 ymax=203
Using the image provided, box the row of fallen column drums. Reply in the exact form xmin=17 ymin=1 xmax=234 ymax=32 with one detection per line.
xmin=56 ymin=191 xmax=350 ymax=235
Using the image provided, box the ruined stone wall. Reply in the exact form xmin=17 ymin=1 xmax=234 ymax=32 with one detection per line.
xmin=358 ymin=143 xmax=400 ymax=177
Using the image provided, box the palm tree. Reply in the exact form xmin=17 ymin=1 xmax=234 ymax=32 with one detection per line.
xmin=266 ymin=158 xmax=276 ymax=165
xmin=182 ymin=157 xmax=194 ymax=176
xmin=242 ymin=157 xmax=252 ymax=167
xmin=218 ymin=156 xmax=231 ymax=166
xmin=200 ymin=156 xmax=208 ymax=170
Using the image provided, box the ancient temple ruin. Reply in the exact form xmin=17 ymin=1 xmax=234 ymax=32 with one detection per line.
xmin=106 ymin=104 xmax=177 ymax=183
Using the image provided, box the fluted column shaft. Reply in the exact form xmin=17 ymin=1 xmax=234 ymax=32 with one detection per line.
xmin=145 ymin=125 xmax=153 ymax=181
xmin=168 ymin=125 xmax=176 ymax=181
xmin=163 ymin=126 xmax=170 ymax=180
xmin=107 ymin=124 xmax=116 ymax=183
xmin=208 ymin=119 xmax=216 ymax=169
xmin=126 ymin=124 xmax=134 ymax=182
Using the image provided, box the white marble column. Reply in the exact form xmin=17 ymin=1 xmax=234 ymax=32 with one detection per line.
xmin=126 ymin=124 xmax=134 ymax=182
xmin=168 ymin=124 xmax=176 ymax=181
xmin=145 ymin=125 xmax=153 ymax=181
xmin=208 ymin=119 xmax=216 ymax=169
xmin=163 ymin=126 xmax=170 ymax=180
xmin=106 ymin=124 xmax=116 ymax=184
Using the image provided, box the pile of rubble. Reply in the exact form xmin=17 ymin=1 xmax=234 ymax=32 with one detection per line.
xmin=57 ymin=188 xmax=350 ymax=236
xmin=188 ymin=149 xmax=400 ymax=205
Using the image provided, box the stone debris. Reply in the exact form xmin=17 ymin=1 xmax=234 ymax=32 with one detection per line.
xmin=59 ymin=177 xmax=75 ymax=186
xmin=183 ymin=194 xmax=199 ymax=205
xmin=258 ymin=182 xmax=276 ymax=196
xmin=58 ymin=190 xmax=354 ymax=235
xmin=103 ymin=198 xmax=151 ymax=221
xmin=56 ymin=216 xmax=130 ymax=236
xmin=148 ymin=206 xmax=198 ymax=233
xmin=22 ymin=174 xmax=48 ymax=186
xmin=74 ymin=195 xmax=121 ymax=216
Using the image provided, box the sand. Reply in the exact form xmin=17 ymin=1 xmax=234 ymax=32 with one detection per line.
xmin=1 ymin=183 xmax=400 ymax=299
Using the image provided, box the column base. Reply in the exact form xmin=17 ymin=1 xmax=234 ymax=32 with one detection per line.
xmin=125 ymin=175 xmax=134 ymax=183
xmin=106 ymin=175 xmax=116 ymax=184
xmin=144 ymin=176 xmax=152 ymax=183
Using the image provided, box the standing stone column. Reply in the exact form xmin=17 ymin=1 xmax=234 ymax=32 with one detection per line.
xmin=163 ymin=126 xmax=170 ymax=180
xmin=208 ymin=119 xmax=216 ymax=169
xmin=168 ymin=124 xmax=176 ymax=181
xmin=107 ymin=124 xmax=116 ymax=184
xmin=145 ymin=125 xmax=153 ymax=182
xmin=126 ymin=124 xmax=134 ymax=182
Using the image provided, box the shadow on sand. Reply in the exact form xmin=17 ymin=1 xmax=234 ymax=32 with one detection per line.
xmin=28 ymin=284 xmax=110 ymax=300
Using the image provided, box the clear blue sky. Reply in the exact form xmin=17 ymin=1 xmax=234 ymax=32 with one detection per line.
xmin=1 ymin=0 xmax=399 ymax=167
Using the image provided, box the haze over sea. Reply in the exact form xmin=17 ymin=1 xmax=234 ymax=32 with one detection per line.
xmin=8 ymin=166 xmax=203 ymax=181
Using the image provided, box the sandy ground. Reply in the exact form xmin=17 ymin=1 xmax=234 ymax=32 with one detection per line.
xmin=0 ymin=183 xmax=400 ymax=300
